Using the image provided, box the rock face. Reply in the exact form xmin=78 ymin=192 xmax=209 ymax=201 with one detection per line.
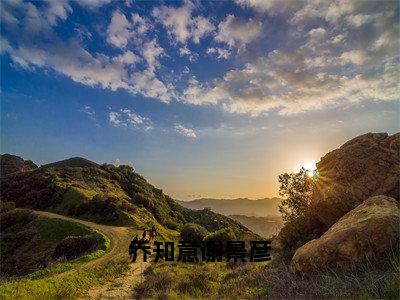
xmin=0 ymin=154 xmax=38 ymax=176
xmin=291 ymin=195 xmax=400 ymax=275
xmin=313 ymin=132 xmax=400 ymax=227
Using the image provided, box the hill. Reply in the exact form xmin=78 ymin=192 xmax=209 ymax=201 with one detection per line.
xmin=0 ymin=203 xmax=108 ymax=277
xmin=0 ymin=156 xmax=254 ymax=239
xmin=42 ymin=157 xmax=100 ymax=169
xmin=0 ymin=154 xmax=38 ymax=176
xmin=177 ymin=197 xmax=282 ymax=217
xmin=228 ymin=215 xmax=283 ymax=238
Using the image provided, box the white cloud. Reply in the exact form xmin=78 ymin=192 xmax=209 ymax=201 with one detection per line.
xmin=207 ymin=47 xmax=231 ymax=59
xmin=215 ymin=15 xmax=262 ymax=48
xmin=109 ymin=111 xmax=121 ymax=126
xmin=152 ymin=1 xmax=214 ymax=44
xmin=113 ymin=50 xmax=140 ymax=65
xmin=107 ymin=10 xmax=131 ymax=49
xmin=109 ymin=109 xmax=153 ymax=130
xmin=174 ymin=124 xmax=197 ymax=139
xmin=45 ymin=0 xmax=72 ymax=26
xmin=340 ymin=50 xmax=369 ymax=65
xmin=142 ymin=39 xmax=164 ymax=74
xmin=235 ymin=0 xmax=302 ymax=15
xmin=76 ymin=0 xmax=112 ymax=9
xmin=190 ymin=16 xmax=214 ymax=44
xmin=131 ymin=13 xmax=151 ymax=35
xmin=179 ymin=46 xmax=198 ymax=61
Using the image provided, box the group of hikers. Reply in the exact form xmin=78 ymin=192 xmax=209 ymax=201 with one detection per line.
xmin=130 ymin=224 xmax=157 ymax=244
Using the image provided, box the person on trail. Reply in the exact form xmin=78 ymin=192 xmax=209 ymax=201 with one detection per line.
xmin=141 ymin=229 xmax=147 ymax=241
xmin=132 ymin=234 xmax=139 ymax=242
xmin=129 ymin=234 xmax=139 ymax=259
xmin=150 ymin=225 xmax=157 ymax=241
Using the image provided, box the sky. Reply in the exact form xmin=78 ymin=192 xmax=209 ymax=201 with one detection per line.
xmin=1 ymin=0 xmax=399 ymax=200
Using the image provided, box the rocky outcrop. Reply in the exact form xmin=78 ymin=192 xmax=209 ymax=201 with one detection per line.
xmin=312 ymin=132 xmax=399 ymax=227
xmin=290 ymin=195 xmax=400 ymax=275
xmin=0 ymin=154 xmax=38 ymax=176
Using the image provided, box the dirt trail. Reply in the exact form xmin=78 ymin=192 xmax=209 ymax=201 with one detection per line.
xmin=33 ymin=210 xmax=150 ymax=299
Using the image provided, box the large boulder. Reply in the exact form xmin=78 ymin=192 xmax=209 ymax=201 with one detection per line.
xmin=290 ymin=195 xmax=400 ymax=275
xmin=312 ymin=132 xmax=399 ymax=227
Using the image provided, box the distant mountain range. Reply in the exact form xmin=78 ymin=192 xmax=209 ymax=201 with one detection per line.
xmin=228 ymin=215 xmax=283 ymax=238
xmin=177 ymin=197 xmax=282 ymax=218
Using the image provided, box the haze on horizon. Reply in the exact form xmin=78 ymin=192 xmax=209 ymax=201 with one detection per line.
xmin=1 ymin=0 xmax=398 ymax=200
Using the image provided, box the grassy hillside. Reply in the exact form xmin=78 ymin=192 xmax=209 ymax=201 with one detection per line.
xmin=0 ymin=203 xmax=108 ymax=278
xmin=0 ymin=156 xmax=254 ymax=238
xmin=136 ymin=255 xmax=399 ymax=299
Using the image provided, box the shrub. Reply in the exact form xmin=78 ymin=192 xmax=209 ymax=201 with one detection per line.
xmin=180 ymin=223 xmax=208 ymax=242
xmin=277 ymin=210 xmax=326 ymax=260
xmin=52 ymin=235 xmax=104 ymax=260
xmin=0 ymin=202 xmax=15 ymax=213
xmin=203 ymin=227 xmax=236 ymax=242
xmin=0 ymin=209 xmax=36 ymax=231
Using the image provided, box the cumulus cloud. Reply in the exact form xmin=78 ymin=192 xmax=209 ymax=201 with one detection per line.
xmin=1 ymin=0 xmax=398 ymax=119
xmin=174 ymin=124 xmax=197 ymax=139
xmin=109 ymin=109 xmax=153 ymax=130
xmin=1 ymin=1 xmax=175 ymax=103
xmin=106 ymin=10 xmax=152 ymax=49
xmin=113 ymin=50 xmax=140 ymax=65
xmin=152 ymin=1 xmax=214 ymax=44
xmin=215 ymin=15 xmax=262 ymax=48
xmin=178 ymin=0 xmax=399 ymax=116
xmin=107 ymin=10 xmax=131 ymax=48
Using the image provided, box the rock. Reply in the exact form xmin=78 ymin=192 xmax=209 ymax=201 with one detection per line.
xmin=290 ymin=195 xmax=400 ymax=275
xmin=312 ymin=132 xmax=400 ymax=227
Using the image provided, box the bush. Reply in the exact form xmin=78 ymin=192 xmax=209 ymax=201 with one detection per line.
xmin=52 ymin=235 xmax=104 ymax=260
xmin=180 ymin=223 xmax=208 ymax=242
xmin=0 ymin=209 xmax=36 ymax=231
xmin=0 ymin=202 xmax=15 ymax=213
xmin=277 ymin=210 xmax=326 ymax=260
xmin=203 ymin=227 xmax=236 ymax=242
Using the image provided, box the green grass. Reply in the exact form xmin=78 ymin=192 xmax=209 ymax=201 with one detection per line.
xmin=0 ymin=210 xmax=109 ymax=278
xmin=135 ymin=255 xmax=399 ymax=299
xmin=0 ymin=213 xmax=115 ymax=299
xmin=0 ymin=262 xmax=128 ymax=300
xmin=135 ymin=261 xmax=270 ymax=299
xmin=24 ymin=230 xmax=110 ymax=280
xmin=34 ymin=215 xmax=103 ymax=243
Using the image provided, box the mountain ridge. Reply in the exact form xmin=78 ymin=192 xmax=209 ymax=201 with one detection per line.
xmin=0 ymin=155 xmax=256 ymax=240
xmin=177 ymin=197 xmax=282 ymax=217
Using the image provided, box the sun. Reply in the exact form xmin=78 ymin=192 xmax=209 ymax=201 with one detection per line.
xmin=299 ymin=160 xmax=317 ymax=174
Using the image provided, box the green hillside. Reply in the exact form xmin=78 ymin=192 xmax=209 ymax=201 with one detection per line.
xmin=0 ymin=156 xmax=253 ymax=238
xmin=0 ymin=203 xmax=108 ymax=278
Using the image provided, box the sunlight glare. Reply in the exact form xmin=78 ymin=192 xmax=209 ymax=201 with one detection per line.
xmin=299 ymin=160 xmax=317 ymax=174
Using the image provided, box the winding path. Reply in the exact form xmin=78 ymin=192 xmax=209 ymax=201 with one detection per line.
xmin=33 ymin=210 xmax=149 ymax=299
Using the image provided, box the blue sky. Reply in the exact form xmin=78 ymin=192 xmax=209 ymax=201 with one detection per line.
xmin=1 ymin=0 xmax=399 ymax=199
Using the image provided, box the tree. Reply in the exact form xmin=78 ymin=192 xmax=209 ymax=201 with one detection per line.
xmin=278 ymin=167 xmax=315 ymax=222
xmin=180 ymin=223 xmax=208 ymax=242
